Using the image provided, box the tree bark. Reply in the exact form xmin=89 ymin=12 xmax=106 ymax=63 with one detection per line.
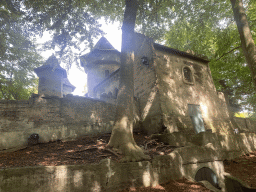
xmin=107 ymin=0 xmax=150 ymax=162
xmin=230 ymin=0 xmax=256 ymax=91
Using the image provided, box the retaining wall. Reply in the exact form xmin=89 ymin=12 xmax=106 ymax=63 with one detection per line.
xmin=0 ymin=148 xmax=225 ymax=192
xmin=1 ymin=133 xmax=256 ymax=192
xmin=234 ymin=117 xmax=256 ymax=133
xmin=0 ymin=94 xmax=116 ymax=152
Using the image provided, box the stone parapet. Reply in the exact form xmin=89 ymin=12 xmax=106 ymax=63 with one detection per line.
xmin=0 ymin=95 xmax=116 ymax=152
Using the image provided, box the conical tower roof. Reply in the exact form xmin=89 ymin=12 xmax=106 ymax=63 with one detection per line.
xmin=92 ymin=36 xmax=116 ymax=50
xmin=45 ymin=55 xmax=60 ymax=67
xmin=34 ymin=55 xmax=67 ymax=78
xmin=80 ymin=37 xmax=120 ymax=68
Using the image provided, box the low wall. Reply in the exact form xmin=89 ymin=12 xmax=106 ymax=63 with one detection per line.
xmin=0 ymin=94 xmax=116 ymax=152
xmin=0 ymin=146 xmax=226 ymax=192
xmin=1 ymin=133 xmax=256 ymax=191
xmin=234 ymin=117 xmax=256 ymax=133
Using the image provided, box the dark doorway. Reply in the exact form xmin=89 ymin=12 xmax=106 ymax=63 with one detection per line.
xmin=195 ymin=167 xmax=221 ymax=189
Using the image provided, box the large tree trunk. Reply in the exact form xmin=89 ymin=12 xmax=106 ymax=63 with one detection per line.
xmin=107 ymin=0 xmax=150 ymax=162
xmin=231 ymin=0 xmax=256 ymax=91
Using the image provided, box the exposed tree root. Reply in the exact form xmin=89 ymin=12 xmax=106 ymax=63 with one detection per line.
xmin=107 ymin=118 xmax=150 ymax=162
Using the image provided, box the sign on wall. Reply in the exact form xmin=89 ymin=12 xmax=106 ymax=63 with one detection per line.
xmin=188 ymin=104 xmax=205 ymax=134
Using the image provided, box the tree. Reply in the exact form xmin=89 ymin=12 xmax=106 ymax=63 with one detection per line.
xmin=0 ymin=0 xmax=42 ymax=100
xmin=164 ymin=0 xmax=256 ymax=113
xmin=230 ymin=0 xmax=256 ymax=91
xmin=23 ymin=0 xmax=104 ymax=71
xmin=107 ymin=0 xmax=150 ymax=162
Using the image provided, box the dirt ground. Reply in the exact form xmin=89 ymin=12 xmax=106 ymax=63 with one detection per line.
xmin=0 ymin=132 xmax=255 ymax=191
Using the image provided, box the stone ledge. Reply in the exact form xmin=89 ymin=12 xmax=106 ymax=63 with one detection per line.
xmin=0 ymin=147 xmax=226 ymax=192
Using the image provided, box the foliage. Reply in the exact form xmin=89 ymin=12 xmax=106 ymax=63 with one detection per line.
xmin=22 ymin=0 xmax=105 ymax=71
xmin=1 ymin=0 xmax=255 ymax=106
xmin=164 ymin=0 xmax=256 ymax=112
xmin=0 ymin=0 xmax=42 ymax=100
xmin=234 ymin=112 xmax=250 ymax=118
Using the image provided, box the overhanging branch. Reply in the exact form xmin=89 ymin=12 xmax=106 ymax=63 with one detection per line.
xmin=215 ymin=46 xmax=242 ymax=61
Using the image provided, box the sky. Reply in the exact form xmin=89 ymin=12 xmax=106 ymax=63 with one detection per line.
xmin=37 ymin=19 xmax=122 ymax=96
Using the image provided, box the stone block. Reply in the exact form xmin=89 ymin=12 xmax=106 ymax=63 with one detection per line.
xmin=172 ymin=144 xmax=221 ymax=165
xmin=217 ymin=134 xmax=241 ymax=152
xmin=237 ymin=133 xmax=255 ymax=153
xmin=150 ymin=132 xmax=190 ymax=147
xmin=191 ymin=132 xmax=221 ymax=148
xmin=224 ymin=172 xmax=256 ymax=192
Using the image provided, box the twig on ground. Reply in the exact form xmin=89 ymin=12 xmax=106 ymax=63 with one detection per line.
xmin=103 ymin=148 xmax=121 ymax=157
xmin=74 ymin=147 xmax=98 ymax=153
xmin=66 ymin=156 xmax=83 ymax=160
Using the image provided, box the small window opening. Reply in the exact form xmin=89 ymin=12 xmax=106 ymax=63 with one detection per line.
xmin=108 ymin=92 xmax=113 ymax=98
xmin=105 ymin=70 xmax=110 ymax=77
xmin=183 ymin=67 xmax=192 ymax=82
xmin=114 ymin=88 xmax=118 ymax=99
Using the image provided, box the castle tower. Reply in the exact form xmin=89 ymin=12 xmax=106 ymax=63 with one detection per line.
xmin=34 ymin=55 xmax=75 ymax=97
xmin=80 ymin=37 xmax=120 ymax=97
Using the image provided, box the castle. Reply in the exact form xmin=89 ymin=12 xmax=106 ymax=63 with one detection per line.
xmin=1 ymin=32 xmax=256 ymax=152
xmin=32 ymin=33 xmax=235 ymax=135
xmin=79 ymin=33 xmax=233 ymax=134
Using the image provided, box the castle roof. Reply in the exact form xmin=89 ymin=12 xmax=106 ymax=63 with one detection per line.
xmin=153 ymin=43 xmax=209 ymax=64
xmin=34 ymin=55 xmax=67 ymax=78
xmin=93 ymin=36 xmax=116 ymax=50
xmin=80 ymin=37 xmax=120 ymax=68
xmin=80 ymin=34 xmax=209 ymax=69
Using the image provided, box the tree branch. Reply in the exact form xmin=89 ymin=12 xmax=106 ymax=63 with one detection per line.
xmin=215 ymin=46 xmax=242 ymax=61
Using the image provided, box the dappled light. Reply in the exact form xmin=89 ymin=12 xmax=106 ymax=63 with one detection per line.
xmin=73 ymin=170 xmax=83 ymax=188
xmin=118 ymin=177 xmax=212 ymax=192
xmin=141 ymin=85 xmax=157 ymax=121
xmin=91 ymin=180 xmax=101 ymax=192
xmin=154 ymin=48 xmax=233 ymax=133
xmin=55 ymin=166 xmax=68 ymax=191
xmin=142 ymin=165 xmax=151 ymax=187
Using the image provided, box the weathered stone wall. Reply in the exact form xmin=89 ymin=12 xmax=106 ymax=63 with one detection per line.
xmin=38 ymin=70 xmax=63 ymax=97
xmin=233 ymin=117 xmax=256 ymax=133
xmin=0 ymin=94 xmax=116 ymax=151
xmin=93 ymin=69 xmax=120 ymax=101
xmin=92 ymin=34 xmax=163 ymax=134
xmin=133 ymin=34 xmax=162 ymax=134
xmin=87 ymin=64 xmax=120 ymax=97
xmin=154 ymin=50 xmax=233 ymax=134
xmin=5 ymin=132 xmax=256 ymax=191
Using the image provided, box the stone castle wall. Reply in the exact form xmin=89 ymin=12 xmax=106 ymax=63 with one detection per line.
xmin=234 ymin=117 xmax=256 ymax=133
xmin=0 ymin=94 xmax=116 ymax=151
xmin=86 ymin=62 xmax=120 ymax=98
xmin=0 ymin=93 xmax=255 ymax=152
xmin=133 ymin=34 xmax=162 ymax=134
xmin=154 ymin=49 xmax=233 ymax=134
xmin=93 ymin=69 xmax=120 ymax=101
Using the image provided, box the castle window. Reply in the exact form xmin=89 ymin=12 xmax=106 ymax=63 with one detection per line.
xmin=105 ymin=70 xmax=109 ymax=77
xmin=108 ymin=92 xmax=113 ymax=98
xmin=182 ymin=66 xmax=194 ymax=84
xmin=114 ymin=88 xmax=118 ymax=99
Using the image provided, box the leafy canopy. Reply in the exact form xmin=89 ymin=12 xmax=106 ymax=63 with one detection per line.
xmin=165 ymin=0 xmax=256 ymax=112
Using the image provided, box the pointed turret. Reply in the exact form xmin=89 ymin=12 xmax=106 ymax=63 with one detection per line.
xmin=80 ymin=37 xmax=121 ymax=97
xmin=34 ymin=55 xmax=75 ymax=97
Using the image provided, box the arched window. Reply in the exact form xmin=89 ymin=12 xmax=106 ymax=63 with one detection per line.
xmin=182 ymin=66 xmax=194 ymax=84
